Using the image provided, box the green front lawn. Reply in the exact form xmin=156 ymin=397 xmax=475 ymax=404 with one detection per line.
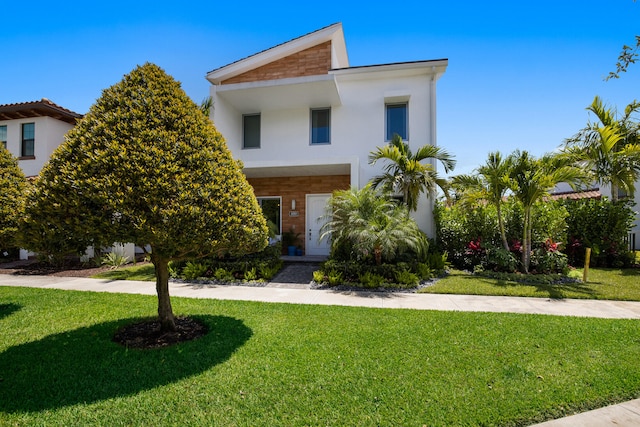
xmin=93 ymin=263 xmax=156 ymax=281
xmin=421 ymin=268 xmax=640 ymax=301
xmin=1 ymin=286 xmax=639 ymax=426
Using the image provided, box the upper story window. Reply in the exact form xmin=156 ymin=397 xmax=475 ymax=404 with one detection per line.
xmin=21 ymin=122 xmax=35 ymax=157
xmin=243 ymin=114 xmax=261 ymax=149
xmin=310 ymin=108 xmax=330 ymax=145
xmin=0 ymin=125 xmax=6 ymax=150
xmin=385 ymin=103 xmax=408 ymax=141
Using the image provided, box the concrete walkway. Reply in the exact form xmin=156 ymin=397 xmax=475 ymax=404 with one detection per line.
xmin=2 ymin=273 xmax=640 ymax=426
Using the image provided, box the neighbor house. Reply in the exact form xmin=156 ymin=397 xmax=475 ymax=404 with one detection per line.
xmin=552 ymin=183 xmax=639 ymax=251
xmin=0 ymin=98 xmax=82 ymax=178
xmin=0 ymin=99 xmax=86 ymax=260
xmin=206 ymin=23 xmax=447 ymax=255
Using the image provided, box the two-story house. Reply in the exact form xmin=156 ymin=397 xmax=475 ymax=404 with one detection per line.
xmin=0 ymin=98 xmax=82 ymax=178
xmin=206 ymin=23 xmax=448 ymax=256
xmin=1 ymin=99 xmax=83 ymax=260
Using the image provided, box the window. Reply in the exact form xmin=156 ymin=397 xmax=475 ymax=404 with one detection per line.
xmin=310 ymin=108 xmax=330 ymax=144
xmin=243 ymin=114 xmax=260 ymax=149
xmin=0 ymin=125 xmax=6 ymax=150
xmin=385 ymin=103 xmax=408 ymax=141
xmin=257 ymin=197 xmax=281 ymax=235
xmin=21 ymin=123 xmax=35 ymax=157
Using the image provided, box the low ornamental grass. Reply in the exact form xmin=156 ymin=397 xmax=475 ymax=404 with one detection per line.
xmin=421 ymin=268 xmax=640 ymax=301
xmin=1 ymin=286 xmax=640 ymax=426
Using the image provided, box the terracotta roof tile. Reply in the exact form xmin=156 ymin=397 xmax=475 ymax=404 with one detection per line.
xmin=548 ymin=189 xmax=602 ymax=201
xmin=0 ymin=98 xmax=83 ymax=124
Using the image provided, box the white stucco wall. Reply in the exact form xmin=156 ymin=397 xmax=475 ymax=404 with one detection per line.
xmin=211 ymin=70 xmax=440 ymax=234
xmin=1 ymin=116 xmax=73 ymax=177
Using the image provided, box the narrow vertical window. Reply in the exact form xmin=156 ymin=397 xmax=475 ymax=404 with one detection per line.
xmin=257 ymin=197 xmax=281 ymax=235
xmin=0 ymin=125 xmax=6 ymax=150
xmin=21 ymin=123 xmax=35 ymax=157
xmin=385 ymin=103 xmax=408 ymax=141
xmin=243 ymin=114 xmax=260 ymax=149
xmin=310 ymin=108 xmax=330 ymax=144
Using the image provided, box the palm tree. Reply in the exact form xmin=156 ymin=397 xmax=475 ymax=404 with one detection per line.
xmin=509 ymin=151 xmax=586 ymax=273
xmin=199 ymin=96 xmax=213 ymax=118
xmin=564 ymin=96 xmax=640 ymax=201
xmin=369 ymin=134 xmax=456 ymax=211
xmin=319 ymin=184 xmax=428 ymax=265
xmin=451 ymin=151 xmax=513 ymax=252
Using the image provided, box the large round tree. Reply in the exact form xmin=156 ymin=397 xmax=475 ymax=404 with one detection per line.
xmin=21 ymin=63 xmax=268 ymax=331
xmin=0 ymin=147 xmax=27 ymax=257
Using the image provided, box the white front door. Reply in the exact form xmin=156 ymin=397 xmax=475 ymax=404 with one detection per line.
xmin=306 ymin=194 xmax=331 ymax=256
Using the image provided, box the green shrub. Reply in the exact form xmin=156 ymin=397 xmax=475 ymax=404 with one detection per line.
xmin=561 ymin=198 xmax=635 ymax=267
xmin=168 ymin=261 xmax=180 ymax=278
xmin=395 ymin=270 xmax=419 ymax=286
xmin=258 ymin=263 xmax=281 ymax=280
xmin=243 ymin=267 xmax=257 ymax=281
xmin=426 ymin=251 xmax=448 ymax=271
xmin=435 ymin=199 xmax=569 ymax=271
xmin=530 ymin=248 xmax=568 ymax=274
xmin=327 ymin=271 xmax=343 ymax=286
xmin=213 ymin=268 xmax=234 ymax=281
xmin=182 ymin=262 xmax=208 ymax=280
xmin=312 ymin=270 xmax=326 ymax=284
xmin=358 ymin=271 xmax=386 ymax=288
xmin=485 ymin=246 xmax=519 ymax=273
xmin=414 ymin=262 xmax=433 ymax=280
xmin=101 ymin=251 xmax=130 ymax=269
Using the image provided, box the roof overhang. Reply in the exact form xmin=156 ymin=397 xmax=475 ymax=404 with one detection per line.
xmin=0 ymin=98 xmax=82 ymax=124
xmin=330 ymin=59 xmax=448 ymax=81
xmin=241 ymin=157 xmax=357 ymax=179
xmin=213 ymin=74 xmax=342 ymax=113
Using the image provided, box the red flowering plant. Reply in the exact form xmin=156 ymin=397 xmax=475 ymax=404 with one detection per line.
xmin=530 ymin=237 xmax=568 ymax=274
xmin=466 ymin=238 xmax=483 ymax=254
xmin=463 ymin=237 xmax=486 ymax=270
xmin=510 ymin=239 xmax=522 ymax=253
xmin=544 ymin=238 xmax=560 ymax=253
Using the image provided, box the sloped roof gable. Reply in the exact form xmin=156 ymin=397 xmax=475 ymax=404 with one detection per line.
xmin=206 ymin=23 xmax=349 ymax=85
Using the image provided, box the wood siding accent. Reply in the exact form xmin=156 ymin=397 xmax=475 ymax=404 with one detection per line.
xmin=248 ymin=174 xmax=349 ymax=252
xmin=221 ymin=41 xmax=332 ymax=85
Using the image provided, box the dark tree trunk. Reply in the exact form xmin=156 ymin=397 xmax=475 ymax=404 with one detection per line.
xmin=152 ymin=255 xmax=176 ymax=332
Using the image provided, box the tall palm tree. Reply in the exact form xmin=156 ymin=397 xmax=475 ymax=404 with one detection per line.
xmin=451 ymin=151 xmax=513 ymax=251
xmin=564 ymin=96 xmax=640 ymax=201
xmin=319 ymin=184 xmax=428 ymax=265
xmin=369 ymin=134 xmax=456 ymax=211
xmin=509 ymin=151 xmax=586 ymax=273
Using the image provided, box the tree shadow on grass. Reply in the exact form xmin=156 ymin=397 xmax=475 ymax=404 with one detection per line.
xmin=532 ymin=282 xmax=598 ymax=299
xmin=0 ymin=303 xmax=21 ymax=321
xmin=461 ymin=275 xmax=598 ymax=299
xmin=0 ymin=315 xmax=251 ymax=413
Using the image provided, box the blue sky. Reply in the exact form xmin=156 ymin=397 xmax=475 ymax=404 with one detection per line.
xmin=2 ymin=0 xmax=639 ymax=175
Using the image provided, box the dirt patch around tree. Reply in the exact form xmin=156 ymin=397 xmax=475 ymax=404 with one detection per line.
xmin=113 ymin=316 xmax=208 ymax=349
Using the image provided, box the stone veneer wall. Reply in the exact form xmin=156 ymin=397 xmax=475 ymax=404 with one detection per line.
xmin=248 ymin=174 xmax=350 ymax=251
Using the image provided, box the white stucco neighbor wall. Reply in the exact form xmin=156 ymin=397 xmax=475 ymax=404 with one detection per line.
xmin=600 ymin=183 xmax=640 ymax=250
xmin=1 ymin=116 xmax=74 ymax=177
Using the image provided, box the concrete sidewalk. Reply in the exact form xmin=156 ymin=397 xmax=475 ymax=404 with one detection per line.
xmin=2 ymin=273 xmax=640 ymax=319
xmin=2 ymin=273 xmax=640 ymax=426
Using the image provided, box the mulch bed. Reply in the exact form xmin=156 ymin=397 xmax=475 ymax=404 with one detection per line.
xmin=112 ymin=316 xmax=208 ymax=349
xmin=0 ymin=258 xmax=113 ymax=277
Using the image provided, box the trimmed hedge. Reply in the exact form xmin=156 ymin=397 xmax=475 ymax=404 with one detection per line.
xmin=561 ymin=198 xmax=636 ymax=267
